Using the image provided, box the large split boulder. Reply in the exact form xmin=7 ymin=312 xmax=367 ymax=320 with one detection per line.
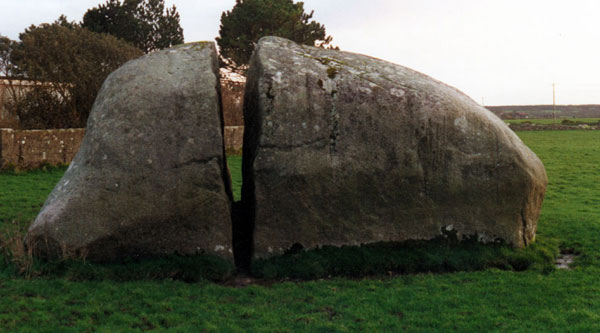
xmin=27 ymin=42 xmax=233 ymax=261
xmin=242 ymin=37 xmax=547 ymax=258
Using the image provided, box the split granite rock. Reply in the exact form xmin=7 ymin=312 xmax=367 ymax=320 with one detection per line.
xmin=27 ymin=42 xmax=233 ymax=261
xmin=242 ymin=36 xmax=547 ymax=258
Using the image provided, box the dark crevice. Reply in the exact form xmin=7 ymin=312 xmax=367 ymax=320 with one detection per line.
xmin=328 ymin=80 xmax=339 ymax=156
xmin=216 ymin=70 xmax=234 ymax=204
xmin=284 ymin=242 xmax=304 ymax=255
xmin=231 ymin=200 xmax=252 ymax=272
xmin=216 ymin=68 xmax=239 ymax=268
xmin=231 ymin=55 xmax=263 ymax=272
xmin=266 ymin=85 xmax=275 ymax=101
xmin=329 ymin=91 xmax=339 ymax=155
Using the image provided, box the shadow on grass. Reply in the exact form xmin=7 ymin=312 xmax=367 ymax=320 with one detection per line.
xmin=251 ymin=232 xmax=559 ymax=280
xmin=0 ymin=221 xmax=235 ymax=282
xmin=1 ymin=251 xmax=235 ymax=283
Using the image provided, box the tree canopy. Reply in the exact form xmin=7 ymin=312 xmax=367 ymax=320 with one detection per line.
xmin=217 ymin=0 xmax=334 ymax=74
xmin=0 ymin=35 xmax=17 ymax=77
xmin=82 ymin=0 xmax=184 ymax=53
xmin=8 ymin=17 xmax=142 ymax=128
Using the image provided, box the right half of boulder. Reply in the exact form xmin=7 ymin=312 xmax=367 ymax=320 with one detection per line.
xmin=242 ymin=37 xmax=547 ymax=259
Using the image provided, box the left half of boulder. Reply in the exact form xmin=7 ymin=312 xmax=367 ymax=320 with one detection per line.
xmin=26 ymin=42 xmax=234 ymax=262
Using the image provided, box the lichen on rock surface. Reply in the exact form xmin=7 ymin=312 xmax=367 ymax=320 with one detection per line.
xmin=242 ymin=36 xmax=547 ymax=259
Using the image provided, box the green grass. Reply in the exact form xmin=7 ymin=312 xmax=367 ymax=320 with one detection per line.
xmin=505 ymin=117 xmax=600 ymax=125
xmin=228 ymin=155 xmax=242 ymax=201
xmin=517 ymin=131 xmax=600 ymax=267
xmin=0 ymin=166 xmax=65 ymax=224
xmin=0 ymin=269 xmax=598 ymax=331
xmin=1 ymin=133 xmax=600 ymax=330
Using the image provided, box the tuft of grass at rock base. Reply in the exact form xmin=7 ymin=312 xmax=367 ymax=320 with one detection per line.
xmin=0 ymin=222 xmax=235 ymax=282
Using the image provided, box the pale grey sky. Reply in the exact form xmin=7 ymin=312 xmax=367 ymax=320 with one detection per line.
xmin=2 ymin=0 xmax=599 ymax=105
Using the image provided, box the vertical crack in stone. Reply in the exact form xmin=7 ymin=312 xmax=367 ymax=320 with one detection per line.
xmin=216 ymin=71 xmax=234 ymax=204
xmin=328 ymin=82 xmax=339 ymax=156
xmin=235 ymin=54 xmax=263 ymax=272
xmin=520 ymin=206 xmax=529 ymax=247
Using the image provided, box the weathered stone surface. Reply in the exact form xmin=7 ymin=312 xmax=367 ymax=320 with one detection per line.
xmin=27 ymin=42 xmax=233 ymax=261
xmin=242 ymin=37 xmax=547 ymax=258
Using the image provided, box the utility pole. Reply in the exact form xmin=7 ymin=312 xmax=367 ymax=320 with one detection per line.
xmin=553 ymin=83 xmax=556 ymax=124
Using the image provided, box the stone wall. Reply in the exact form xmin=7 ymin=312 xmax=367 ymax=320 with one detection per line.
xmin=0 ymin=79 xmax=24 ymax=129
xmin=0 ymin=126 xmax=245 ymax=169
xmin=509 ymin=123 xmax=600 ymax=131
xmin=2 ymin=78 xmax=247 ymax=129
xmin=224 ymin=126 xmax=244 ymax=154
xmin=221 ymin=80 xmax=245 ymax=126
xmin=0 ymin=128 xmax=85 ymax=169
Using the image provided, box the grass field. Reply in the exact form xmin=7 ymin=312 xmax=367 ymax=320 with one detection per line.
xmin=505 ymin=117 xmax=600 ymax=125
xmin=1 ymin=131 xmax=600 ymax=330
xmin=0 ymin=167 xmax=64 ymax=225
xmin=228 ymin=155 xmax=242 ymax=201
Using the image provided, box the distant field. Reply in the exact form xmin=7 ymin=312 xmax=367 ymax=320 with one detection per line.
xmin=505 ymin=118 xmax=600 ymax=125
xmin=487 ymin=104 xmax=600 ymax=119
xmin=1 ymin=132 xmax=600 ymax=331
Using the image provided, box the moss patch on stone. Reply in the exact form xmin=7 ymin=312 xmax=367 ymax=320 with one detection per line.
xmin=327 ymin=66 xmax=338 ymax=79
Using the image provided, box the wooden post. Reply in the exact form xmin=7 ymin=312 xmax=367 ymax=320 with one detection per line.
xmin=553 ymin=83 xmax=556 ymax=123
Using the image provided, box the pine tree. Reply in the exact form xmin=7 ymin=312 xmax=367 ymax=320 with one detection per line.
xmin=82 ymin=0 xmax=184 ymax=53
xmin=217 ymin=0 xmax=334 ymax=74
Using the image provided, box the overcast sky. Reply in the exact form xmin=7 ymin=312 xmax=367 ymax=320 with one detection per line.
xmin=2 ymin=0 xmax=599 ymax=105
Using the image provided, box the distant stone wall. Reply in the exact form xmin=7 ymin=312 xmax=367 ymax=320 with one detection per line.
xmin=509 ymin=123 xmax=600 ymax=131
xmin=0 ymin=80 xmax=23 ymax=129
xmin=221 ymin=80 xmax=245 ymax=126
xmin=224 ymin=126 xmax=244 ymax=155
xmin=0 ymin=126 xmax=245 ymax=169
xmin=0 ymin=128 xmax=85 ymax=169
